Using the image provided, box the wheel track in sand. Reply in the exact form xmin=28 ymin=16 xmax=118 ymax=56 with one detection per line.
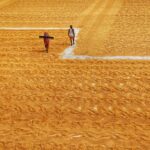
xmin=0 ymin=0 xmax=16 ymax=9
xmin=77 ymin=0 xmax=105 ymax=27
xmin=76 ymin=0 xmax=123 ymax=55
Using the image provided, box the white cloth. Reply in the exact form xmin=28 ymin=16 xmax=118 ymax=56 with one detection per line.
xmin=69 ymin=29 xmax=74 ymax=37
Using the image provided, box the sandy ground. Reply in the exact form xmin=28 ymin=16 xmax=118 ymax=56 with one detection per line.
xmin=0 ymin=30 xmax=68 ymax=54
xmin=0 ymin=0 xmax=16 ymax=9
xmin=0 ymin=0 xmax=150 ymax=149
xmin=0 ymin=0 xmax=93 ymax=27
xmin=75 ymin=0 xmax=150 ymax=56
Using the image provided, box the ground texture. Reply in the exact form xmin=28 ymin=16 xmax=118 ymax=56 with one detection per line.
xmin=0 ymin=0 xmax=150 ymax=149
xmin=75 ymin=0 xmax=150 ymax=56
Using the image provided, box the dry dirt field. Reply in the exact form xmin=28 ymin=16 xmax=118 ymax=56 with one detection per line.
xmin=75 ymin=0 xmax=150 ymax=56
xmin=0 ymin=0 xmax=150 ymax=149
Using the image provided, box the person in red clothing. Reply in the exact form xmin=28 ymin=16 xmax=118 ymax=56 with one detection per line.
xmin=39 ymin=32 xmax=54 ymax=53
xmin=43 ymin=32 xmax=50 ymax=53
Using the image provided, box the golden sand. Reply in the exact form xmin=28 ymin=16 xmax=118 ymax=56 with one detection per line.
xmin=0 ymin=0 xmax=149 ymax=149
xmin=75 ymin=0 xmax=150 ymax=56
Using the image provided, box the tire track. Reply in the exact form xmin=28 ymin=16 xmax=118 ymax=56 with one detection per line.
xmin=77 ymin=0 xmax=105 ymax=27
xmin=76 ymin=0 xmax=123 ymax=55
xmin=0 ymin=0 xmax=16 ymax=9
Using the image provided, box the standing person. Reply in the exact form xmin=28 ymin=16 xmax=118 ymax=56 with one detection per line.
xmin=43 ymin=32 xmax=50 ymax=53
xmin=68 ymin=25 xmax=75 ymax=46
xmin=39 ymin=32 xmax=54 ymax=53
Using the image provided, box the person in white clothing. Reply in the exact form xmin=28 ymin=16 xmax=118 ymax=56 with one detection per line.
xmin=68 ymin=25 xmax=75 ymax=46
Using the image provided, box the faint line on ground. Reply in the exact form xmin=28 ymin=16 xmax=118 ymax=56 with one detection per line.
xmin=61 ymin=28 xmax=150 ymax=60
xmin=1 ymin=27 xmax=150 ymax=60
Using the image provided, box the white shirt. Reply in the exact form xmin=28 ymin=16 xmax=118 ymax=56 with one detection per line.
xmin=69 ymin=28 xmax=74 ymax=37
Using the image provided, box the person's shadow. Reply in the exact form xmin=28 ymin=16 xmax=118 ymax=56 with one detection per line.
xmin=31 ymin=49 xmax=46 ymax=53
